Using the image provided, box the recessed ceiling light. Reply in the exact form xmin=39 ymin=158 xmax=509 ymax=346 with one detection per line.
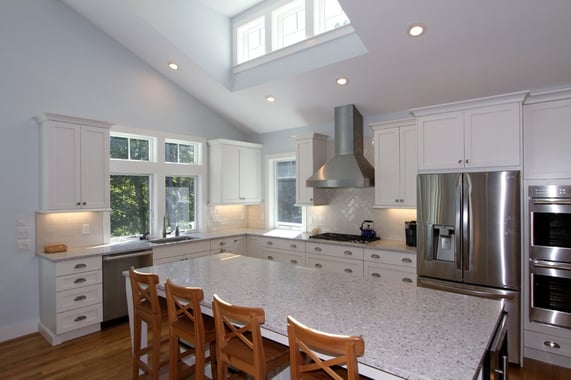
xmin=168 ymin=62 xmax=179 ymax=70
xmin=336 ymin=77 xmax=348 ymax=86
xmin=408 ymin=24 xmax=425 ymax=37
xmin=266 ymin=96 xmax=276 ymax=103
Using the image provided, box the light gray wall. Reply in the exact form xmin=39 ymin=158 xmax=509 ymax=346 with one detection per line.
xmin=0 ymin=0 xmax=249 ymax=339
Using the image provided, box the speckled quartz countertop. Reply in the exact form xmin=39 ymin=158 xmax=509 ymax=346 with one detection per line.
xmin=37 ymin=228 xmax=416 ymax=261
xmin=135 ymin=253 xmax=502 ymax=380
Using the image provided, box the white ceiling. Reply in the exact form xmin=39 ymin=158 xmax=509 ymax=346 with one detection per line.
xmin=63 ymin=0 xmax=571 ymax=134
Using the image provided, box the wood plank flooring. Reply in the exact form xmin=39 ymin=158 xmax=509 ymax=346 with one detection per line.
xmin=0 ymin=321 xmax=570 ymax=379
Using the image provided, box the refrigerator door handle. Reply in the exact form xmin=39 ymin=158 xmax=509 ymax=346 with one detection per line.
xmin=462 ymin=174 xmax=470 ymax=272
xmin=456 ymin=175 xmax=464 ymax=271
xmin=418 ymin=278 xmax=517 ymax=301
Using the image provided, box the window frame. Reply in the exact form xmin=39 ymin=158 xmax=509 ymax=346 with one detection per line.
xmin=108 ymin=127 xmax=207 ymax=241
xmin=266 ymin=153 xmax=304 ymax=231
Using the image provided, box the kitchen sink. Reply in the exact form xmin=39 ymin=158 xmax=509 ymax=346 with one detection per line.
xmin=149 ymin=236 xmax=196 ymax=244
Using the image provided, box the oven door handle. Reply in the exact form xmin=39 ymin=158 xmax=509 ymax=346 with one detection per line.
xmin=531 ymin=199 xmax=571 ymax=205
xmin=531 ymin=259 xmax=571 ymax=271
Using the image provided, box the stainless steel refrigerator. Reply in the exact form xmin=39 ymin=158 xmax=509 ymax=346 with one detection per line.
xmin=417 ymin=171 xmax=521 ymax=364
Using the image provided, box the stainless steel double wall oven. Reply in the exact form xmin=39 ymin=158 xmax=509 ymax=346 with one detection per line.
xmin=529 ymin=185 xmax=571 ymax=329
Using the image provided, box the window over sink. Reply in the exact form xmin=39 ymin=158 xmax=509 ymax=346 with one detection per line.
xmin=267 ymin=154 xmax=303 ymax=230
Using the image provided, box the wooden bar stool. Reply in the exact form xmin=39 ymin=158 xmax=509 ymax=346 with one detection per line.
xmin=129 ymin=267 xmax=170 ymax=380
xmin=212 ymin=294 xmax=290 ymax=380
xmin=165 ymin=279 xmax=217 ymax=380
xmin=287 ymin=315 xmax=368 ymax=380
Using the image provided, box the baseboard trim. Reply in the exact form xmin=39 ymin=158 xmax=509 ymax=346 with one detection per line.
xmin=0 ymin=319 xmax=38 ymax=343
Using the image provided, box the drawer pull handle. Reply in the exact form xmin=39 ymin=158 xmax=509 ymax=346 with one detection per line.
xmin=219 ymin=242 xmax=226 ymax=246
xmin=544 ymin=341 xmax=560 ymax=349
xmin=266 ymin=241 xmax=273 ymax=246
xmin=371 ymin=254 xmax=380 ymax=259
xmin=402 ymin=277 xmax=413 ymax=283
xmin=74 ymin=315 xmax=87 ymax=322
xmin=74 ymin=263 xmax=87 ymax=269
xmin=344 ymin=250 xmax=353 ymax=256
xmin=344 ymin=268 xmax=353 ymax=273
xmin=267 ymin=255 xmax=274 ymax=260
xmin=74 ymin=295 xmax=87 ymax=302
xmin=74 ymin=278 xmax=87 ymax=284
xmin=402 ymin=258 xmax=413 ymax=263
xmin=372 ymin=273 xmax=381 ymax=278
xmin=290 ymin=259 xmax=297 ymax=264
xmin=290 ymin=244 xmax=297 ymax=249
xmin=314 ymin=263 xmax=322 ymax=268
xmin=314 ymin=247 xmax=322 ymax=252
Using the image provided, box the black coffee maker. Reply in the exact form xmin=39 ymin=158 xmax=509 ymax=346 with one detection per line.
xmin=405 ymin=221 xmax=417 ymax=247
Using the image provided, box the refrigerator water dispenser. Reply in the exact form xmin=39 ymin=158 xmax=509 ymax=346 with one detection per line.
xmin=433 ymin=225 xmax=455 ymax=262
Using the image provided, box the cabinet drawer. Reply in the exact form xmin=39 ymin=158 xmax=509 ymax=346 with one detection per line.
xmin=261 ymin=238 xmax=305 ymax=253
xmin=365 ymin=263 xmax=416 ymax=284
xmin=210 ymin=236 xmax=239 ymax=249
xmin=56 ymin=256 xmax=101 ymax=276
xmin=307 ymin=254 xmax=364 ymax=277
xmin=261 ymin=248 xmax=305 ymax=265
xmin=365 ymin=249 xmax=416 ymax=268
xmin=525 ymin=330 xmax=571 ymax=358
xmin=153 ymin=240 xmax=210 ymax=260
xmin=56 ymin=284 xmax=102 ymax=313
xmin=306 ymin=242 xmax=364 ymax=260
xmin=56 ymin=304 xmax=102 ymax=334
xmin=56 ymin=270 xmax=102 ymax=292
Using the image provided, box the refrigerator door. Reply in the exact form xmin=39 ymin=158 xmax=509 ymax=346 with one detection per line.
xmin=417 ymin=173 xmax=463 ymax=282
xmin=463 ymin=171 xmax=521 ymax=290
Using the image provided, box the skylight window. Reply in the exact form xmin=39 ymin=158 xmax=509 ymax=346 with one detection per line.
xmin=234 ymin=0 xmax=350 ymax=66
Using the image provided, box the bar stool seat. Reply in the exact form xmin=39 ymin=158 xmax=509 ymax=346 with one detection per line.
xmin=129 ymin=267 xmax=170 ymax=380
xmin=212 ymin=294 xmax=290 ymax=379
xmin=287 ymin=315 xmax=369 ymax=380
xmin=165 ymin=279 xmax=217 ymax=380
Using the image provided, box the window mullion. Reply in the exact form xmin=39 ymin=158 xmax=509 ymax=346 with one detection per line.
xmin=265 ymin=11 xmax=272 ymax=54
xmin=305 ymin=0 xmax=314 ymax=39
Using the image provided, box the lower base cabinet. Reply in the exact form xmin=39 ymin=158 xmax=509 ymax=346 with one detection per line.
xmin=364 ymin=249 xmax=416 ymax=284
xmin=259 ymin=237 xmax=306 ymax=265
xmin=524 ymin=327 xmax=571 ymax=369
xmin=306 ymin=242 xmax=364 ymax=277
xmin=210 ymin=235 xmax=245 ymax=255
xmin=39 ymin=256 xmax=103 ymax=345
xmin=153 ymin=240 xmax=211 ymax=265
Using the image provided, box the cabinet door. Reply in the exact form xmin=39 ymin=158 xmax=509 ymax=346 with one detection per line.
xmin=374 ymin=128 xmax=400 ymax=206
xmin=221 ymin=145 xmax=241 ymax=202
xmin=80 ymin=126 xmax=110 ymax=209
xmin=417 ymin=113 xmax=464 ymax=170
xmin=464 ymin=103 xmax=520 ymax=168
xmin=238 ymin=147 xmax=260 ymax=202
xmin=295 ymin=135 xmax=328 ymax=205
xmin=524 ymin=98 xmax=571 ymax=179
xmin=399 ymin=125 xmax=417 ymax=207
xmin=42 ymin=122 xmax=82 ymax=210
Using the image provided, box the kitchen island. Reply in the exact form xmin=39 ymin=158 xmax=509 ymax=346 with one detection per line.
xmin=128 ymin=253 xmax=503 ymax=380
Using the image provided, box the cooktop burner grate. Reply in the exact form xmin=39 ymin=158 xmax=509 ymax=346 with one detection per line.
xmin=309 ymin=233 xmax=380 ymax=244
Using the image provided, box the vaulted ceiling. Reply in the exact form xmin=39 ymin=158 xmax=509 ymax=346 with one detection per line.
xmin=63 ymin=0 xmax=571 ymax=134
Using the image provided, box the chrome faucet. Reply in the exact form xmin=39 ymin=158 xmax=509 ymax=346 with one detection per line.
xmin=162 ymin=214 xmax=172 ymax=238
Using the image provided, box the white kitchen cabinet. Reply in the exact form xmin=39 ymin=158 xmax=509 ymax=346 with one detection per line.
xmin=245 ymin=235 xmax=261 ymax=259
xmin=525 ymin=330 xmax=571 ymax=369
xmin=208 ymin=139 xmax=262 ymax=205
xmin=364 ymin=249 xmax=416 ymax=284
xmin=210 ymin=235 xmax=246 ymax=255
xmin=152 ymin=239 xmax=211 ymax=265
xmin=523 ymin=94 xmax=571 ymax=179
xmin=260 ymin=237 xmax=306 ymax=265
xmin=305 ymin=242 xmax=364 ymax=277
xmin=412 ymin=92 xmax=527 ymax=171
xmin=39 ymin=256 xmax=103 ymax=345
xmin=370 ymin=119 xmax=417 ymax=208
xmin=294 ymin=133 xmax=328 ymax=205
xmin=36 ymin=113 xmax=112 ymax=211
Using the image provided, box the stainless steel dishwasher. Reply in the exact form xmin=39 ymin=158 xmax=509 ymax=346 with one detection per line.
xmin=102 ymin=249 xmax=153 ymax=325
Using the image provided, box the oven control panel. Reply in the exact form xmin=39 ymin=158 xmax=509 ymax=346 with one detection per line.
xmin=529 ymin=185 xmax=571 ymax=198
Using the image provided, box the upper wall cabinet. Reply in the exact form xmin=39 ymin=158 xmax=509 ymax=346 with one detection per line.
xmin=411 ymin=92 xmax=528 ymax=172
xmin=294 ymin=133 xmax=328 ymax=206
xmin=208 ymin=139 xmax=262 ymax=205
xmin=370 ymin=119 xmax=417 ymax=208
xmin=523 ymin=89 xmax=571 ymax=180
xmin=36 ymin=113 xmax=112 ymax=212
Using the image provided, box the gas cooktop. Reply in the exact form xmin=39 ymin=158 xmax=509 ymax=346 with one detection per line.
xmin=309 ymin=233 xmax=380 ymax=244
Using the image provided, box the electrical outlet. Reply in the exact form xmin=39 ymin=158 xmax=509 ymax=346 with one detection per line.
xmin=17 ymin=239 xmax=31 ymax=250
xmin=17 ymin=227 xmax=31 ymax=239
xmin=82 ymin=224 xmax=90 ymax=235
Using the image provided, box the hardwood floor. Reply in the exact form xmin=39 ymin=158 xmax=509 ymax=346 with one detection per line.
xmin=0 ymin=321 xmax=570 ymax=379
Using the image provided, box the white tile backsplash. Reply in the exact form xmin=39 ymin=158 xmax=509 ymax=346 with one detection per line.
xmin=36 ymin=212 xmax=105 ymax=251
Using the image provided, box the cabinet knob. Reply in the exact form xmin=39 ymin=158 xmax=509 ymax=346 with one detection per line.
xmin=371 ymin=273 xmax=381 ymax=278
xmin=74 ymin=295 xmax=87 ymax=302
xmin=290 ymin=244 xmax=297 ymax=249
xmin=74 ymin=278 xmax=86 ymax=284
xmin=465 ymin=159 xmax=471 ymax=164
xmin=74 ymin=263 xmax=87 ymax=269
xmin=82 ymin=201 xmax=87 ymax=206
xmin=76 ymin=202 xmax=81 ymax=206
xmin=544 ymin=341 xmax=560 ymax=349
xmin=290 ymin=259 xmax=297 ymax=264
xmin=395 ymin=198 xmax=399 ymax=203
xmin=458 ymin=159 xmax=463 ymax=164
xmin=402 ymin=277 xmax=413 ymax=283
xmin=371 ymin=254 xmax=380 ymax=259
xmin=399 ymin=199 xmax=404 ymax=202
xmin=74 ymin=315 xmax=87 ymax=322
xmin=219 ymin=241 xmax=226 ymax=246
xmin=266 ymin=241 xmax=273 ymax=246
xmin=344 ymin=268 xmax=353 ymax=273
xmin=402 ymin=257 xmax=413 ymax=263
xmin=344 ymin=250 xmax=353 ymax=256
xmin=314 ymin=247 xmax=322 ymax=252
xmin=314 ymin=263 xmax=322 ymax=268
xmin=267 ymin=255 xmax=274 ymax=260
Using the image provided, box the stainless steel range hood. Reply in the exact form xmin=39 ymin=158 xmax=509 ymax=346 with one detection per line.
xmin=307 ymin=104 xmax=374 ymax=188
